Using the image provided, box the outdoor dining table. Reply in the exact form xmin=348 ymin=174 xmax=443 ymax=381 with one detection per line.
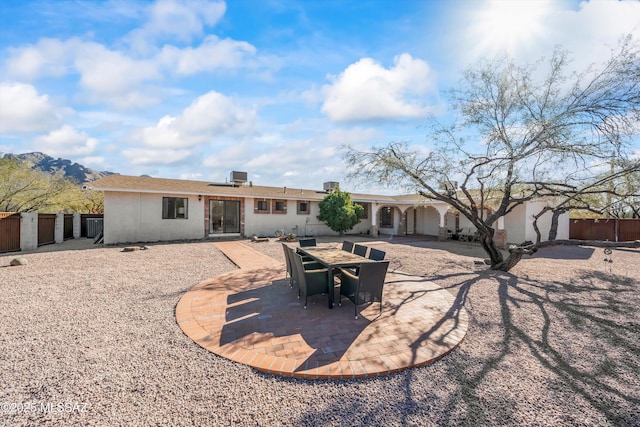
xmin=297 ymin=246 xmax=377 ymax=309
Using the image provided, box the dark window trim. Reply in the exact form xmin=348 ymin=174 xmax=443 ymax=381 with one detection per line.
xmin=297 ymin=200 xmax=310 ymax=215
xmin=162 ymin=197 xmax=188 ymax=219
xmin=379 ymin=206 xmax=393 ymax=228
xmin=273 ymin=199 xmax=287 ymax=214
xmin=255 ymin=199 xmax=271 ymax=214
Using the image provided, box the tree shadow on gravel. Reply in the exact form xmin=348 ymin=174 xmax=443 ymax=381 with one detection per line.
xmin=281 ymin=265 xmax=640 ymax=426
xmin=433 ymin=268 xmax=640 ymax=426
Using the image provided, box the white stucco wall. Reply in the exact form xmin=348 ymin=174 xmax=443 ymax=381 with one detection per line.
xmin=242 ymin=199 xmax=371 ymax=237
xmin=504 ymin=203 xmax=526 ymax=244
xmin=444 ymin=212 xmax=457 ymax=231
xmin=524 ymin=201 xmax=570 ymax=242
xmin=415 ymin=206 xmax=440 ymax=236
xmin=103 ymin=191 xmax=205 ymax=244
xmin=458 ymin=215 xmax=474 ymax=229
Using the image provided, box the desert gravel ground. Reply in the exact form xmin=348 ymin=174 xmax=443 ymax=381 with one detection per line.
xmin=0 ymin=236 xmax=638 ymax=426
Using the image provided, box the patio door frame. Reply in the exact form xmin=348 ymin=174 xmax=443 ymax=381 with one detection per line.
xmin=209 ymin=200 xmax=241 ymax=234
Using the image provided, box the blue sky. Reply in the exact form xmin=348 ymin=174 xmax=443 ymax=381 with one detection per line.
xmin=1 ymin=0 xmax=638 ymax=192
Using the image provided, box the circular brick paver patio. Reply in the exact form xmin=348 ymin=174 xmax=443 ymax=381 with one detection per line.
xmin=176 ymin=264 xmax=468 ymax=379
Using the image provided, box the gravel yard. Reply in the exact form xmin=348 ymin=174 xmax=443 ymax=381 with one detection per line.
xmin=1 ymin=236 xmax=638 ymax=426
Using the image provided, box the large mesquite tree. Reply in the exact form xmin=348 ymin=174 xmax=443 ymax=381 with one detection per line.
xmin=345 ymin=36 xmax=640 ymax=271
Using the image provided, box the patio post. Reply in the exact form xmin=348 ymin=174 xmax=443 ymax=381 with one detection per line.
xmin=494 ymin=216 xmax=507 ymax=249
xmin=370 ymin=203 xmax=379 ymax=237
xmin=435 ymin=205 xmax=450 ymax=241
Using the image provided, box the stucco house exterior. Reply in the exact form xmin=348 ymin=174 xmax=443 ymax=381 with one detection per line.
xmin=85 ymin=172 xmax=569 ymax=247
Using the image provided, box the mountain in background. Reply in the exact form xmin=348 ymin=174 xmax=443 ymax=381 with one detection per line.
xmin=3 ymin=152 xmax=117 ymax=184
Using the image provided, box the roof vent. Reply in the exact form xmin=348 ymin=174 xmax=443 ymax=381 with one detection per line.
xmin=230 ymin=171 xmax=248 ymax=185
xmin=323 ymin=181 xmax=339 ymax=192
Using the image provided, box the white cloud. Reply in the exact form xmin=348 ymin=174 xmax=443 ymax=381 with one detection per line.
xmin=79 ymin=156 xmax=108 ymax=170
xmin=5 ymin=38 xmax=78 ymax=80
xmin=2 ymin=1 xmax=254 ymax=109
xmin=546 ymin=0 xmax=640 ymax=70
xmin=121 ymin=147 xmax=192 ymax=165
xmin=325 ymin=127 xmax=383 ymax=147
xmin=5 ymin=38 xmax=162 ymax=109
xmin=126 ymin=0 xmax=226 ymax=53
xmin=158 ymin=35 xmax=257 ymax=75
xmin=199 ymin=122 xmax=377 ymax=189
xmin=321 ymin=53 xmax=434 ymax=122
xmin=0 ymin=82 xmax=62 ymax=133
xmin=457 ymin=0 xmax=640 ymax=69
xmin=141 ymin=90 xmax=257 ymax=148
xmin=75 ymin=42 xmax=162 ymax=109
xmin=32 ymin=125 xmax=98 ymax=157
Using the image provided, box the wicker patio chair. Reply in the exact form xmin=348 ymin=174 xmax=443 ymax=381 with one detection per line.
xmin=290 ymin=252 xmax=329 ymax=309
xmin=339 ymin=260 xmax=390 ymax=319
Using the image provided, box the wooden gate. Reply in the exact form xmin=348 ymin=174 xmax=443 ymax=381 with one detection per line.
xmin=38 ymin=214 xmax=56 ymax=246
xmin=0 ymin=212 xmax=21 ymax=253
xmin=64 ymin=214 xmax=74 ymax=240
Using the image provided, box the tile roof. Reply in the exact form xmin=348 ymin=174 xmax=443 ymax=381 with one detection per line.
xmin=85 ymin=174 xmax=441 ymax=205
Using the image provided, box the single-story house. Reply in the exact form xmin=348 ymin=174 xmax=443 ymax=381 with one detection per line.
xmin=85 ymin=172 xmax=569 ymax=247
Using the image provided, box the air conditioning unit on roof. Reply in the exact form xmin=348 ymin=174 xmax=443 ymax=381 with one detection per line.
xmin=323 ymin=181 xmax=339 ymax=192
xmin=230 ymin=171 xmax=248 ymax=185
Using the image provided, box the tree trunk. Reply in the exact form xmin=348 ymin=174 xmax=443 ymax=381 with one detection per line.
xmin=490 ymin=251 xmax=525 ymax=271
xmin=490 ymin=241 xmax=537 ymax=271
xmin=548 ymin=209 xmax=565 ymax=241
xmin=479 ymin=231 xmax=503 ymax=265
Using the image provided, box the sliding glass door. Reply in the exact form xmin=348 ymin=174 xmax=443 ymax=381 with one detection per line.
xmin=209 ymin=200 xmax=240 ymax=233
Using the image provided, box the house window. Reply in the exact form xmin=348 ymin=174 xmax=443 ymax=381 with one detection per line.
xmin=356 ymin=202 xmax=369 ymax=219
xmin=379 ymin=207 xmax=393 ymax=228
xmin=273 ymin=200 xmax=286 ymax=214
xmin=297 ymin=201 xmax=310 ymax=215
xmin=162 ymin=197 xmax=188 ymax=219
xmin=255 ymin=199 xmax=270 ymax=214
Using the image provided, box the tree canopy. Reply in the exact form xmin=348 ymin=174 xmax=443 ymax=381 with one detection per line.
xmin=0 ymin=157 xmax=103 ymax=213
xmin=345 ymin=35 xmax=640 ymax=271
xmin=317 ymin=186 xmax=364 ymax=235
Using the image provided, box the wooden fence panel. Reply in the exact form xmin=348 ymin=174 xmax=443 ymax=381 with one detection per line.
xmin=38 ymin=214 xmax=56 ymax=246
xmin=0 ymin=213 xmax=21 ymax=253
xmin=619 ymin=219 xmax=640 ymax=242
xmin=570 ymin=218 xmax=640 ymax=242
xmin=569 ymin=219 xmax=614 ymax=241
xmin=64 ymin=214 xmax=74 ymax=240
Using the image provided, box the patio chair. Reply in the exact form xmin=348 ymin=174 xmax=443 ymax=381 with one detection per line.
xmin=299 ymin=238 xmax=317 ymax=247
xmin=284 ymin=245 xmax=324 ymax=291
xmin=342 ymin=240 xmax=355 ymax=252
xmin=290 ymin=252 xmax=329 ymax=309
xmin=458 ymin=227 xmax=471 ymax=242
xmin=282 ymin=242 xmax=293 ymax=285
xmin=368 ymin=248 xmax=386 ymax=261
xmin=339 ymin=261 xmax=390 ymax=319
xmin=353 ymin=244 xmax=368 ymax=257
